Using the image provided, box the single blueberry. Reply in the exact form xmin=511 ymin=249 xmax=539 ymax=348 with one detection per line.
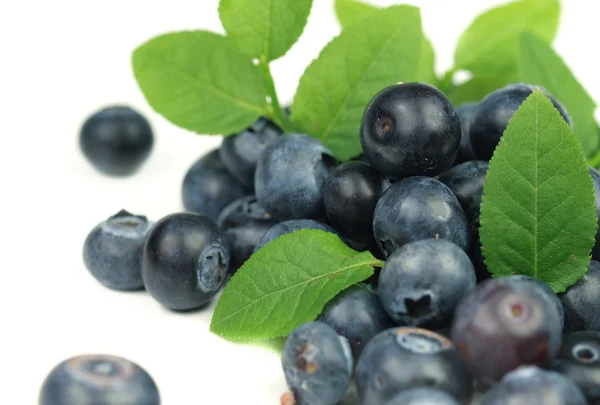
xmin=560 ymin=260 xmax=600 ymax=332
xmin=216 ymin=195 xmax=279 ymax=273
xmin=373 ymin=176 xmax=470 ymax=257
xmin=506 ymin=275 xmax=565 ymax=329
xmin=39 ymin=354 xmax=160 ymax=405
xmin=355 ymin=327 xmax=473 ymax=405
xmin=588 ymin=167 xmax=600 ymax=261
xmin=83 ymin=210 xmax=152 ymax=290
xmin=79 ymin=106 xmax=154 ymax=176
xmin=220 ymin=117 xmax=282 ymax=187
xmin=480 ymin=366 xmax=587 ymax=405
xmin=451 ymin=277 xmax=563 ymax=384
xmin=453 ymin=102 xmax=479 ymax=164
xmin=470 ymin=83 xmax=571 ymax=160
xmin=318 ymin=284 xmax=394 ymax=361
xmin=378 ymin=239 xmax=476 ymax=329
xmin=254 ymin=219 xmax=339 ymax=252
xmin=255 ymin=133 xmax=337 ymax=220
xmin=282 ymin=322 xmax=353 ymax=405
xmin=360 ymin=82 xmax=461 ymax=178
xmin=383 ymin=387 xmax=460 ymax=405
xmin=141 ymin=213 xmax=230 ymax=311
xmin=553 ymin=331 xmax=600 ymax=404
xmin=182 ymin=149 xmax=251 ymax=222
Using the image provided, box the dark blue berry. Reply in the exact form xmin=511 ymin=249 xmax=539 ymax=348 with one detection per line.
xmin=453 ymin=102 xmax=479 ymax=164
xmin=39 ymin=354 xmax=160 ymax=405
xmin=255 ymin=134 xmax=337 ymax=220
xmin=373 ymin=176 xmax=470 ymax=258
xmin=254 ymin=219 xmax=338 ymax=252
xmin=506 ymin=275 xmax=564 ymax=328
xmin=451 ymin=277 xmax=563 ymax=384
xmin=220 ymin=117 xmax=282 ymax=187
xmin=318 ymin=284 xmax=394 ymax=361
xmin=379 ymin=239 xmax=476 ymax=329
xmin=480 ymin=366 xmax=586 ymax=405
xmin=437 ymin=160 xmax=488 ymax=225
xmin=83 ymin=210 xmax=151 ymax=290
xmin=282 ymin=322 xmax=352 ymax=405
xmin=384 ymin=387 xmax=460 ymax=405
xmin=141 ymin=213 xmax=229 ymax=311
xmin=360 ymin=82 xmax=461 ymax=178
xmin=355 ymin=327 xmax=473 ymax=405
xmin=79 ymin=106 xmax=154 ymax=176
xmin=470 ymin=83 xmax=571 ymax=160
xmin=560 ymin=260 xmax=600 ymax=332
xmin=182 ymin=149 xmax=251 ymax=222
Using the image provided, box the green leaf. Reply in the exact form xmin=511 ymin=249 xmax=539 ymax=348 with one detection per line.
xmin=455 ymin=0 xmax=560 ymax=77
xmin=334 ymin=0 xmax=377 ymax=28
xmin=291 ymin=5 xmax=423 ymax=160
xmin=219 ymin=0 xmax=313 ymax=61
xmin=132 ymin=31 xmax=268 ymax=135
xmin=416 ymin=37 xmax=436 ymax=84
xmin=210 ymin=230 xmax=383 ymax=340
xmin=519 ymin=32 xmax=598 ymax=157
xmin=479 ymin=90 xmax=597 ymax=293
xmin=449 ymin=72 xmax=518 ymax=105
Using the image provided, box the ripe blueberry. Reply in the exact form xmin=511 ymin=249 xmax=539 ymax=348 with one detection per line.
xmin=560 ymin=260 xmax=600 ymax=332
xmin=254 ymin=219 xmax=339 ymax=252
xmin=453 ymin=102 xmax=479 ymax=164
xmin=506 ymin=274 xmax=565 ymax=328
xmin=384 ymin=387 xmax=460 ymax=405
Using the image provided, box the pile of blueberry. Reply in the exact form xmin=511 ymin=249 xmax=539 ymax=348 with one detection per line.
xmin=40 ymin=82 xmax=600 ymax=405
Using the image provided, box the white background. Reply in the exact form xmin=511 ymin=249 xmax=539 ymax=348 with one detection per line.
xmin=1 ymin=0 xmax=599 ymax=403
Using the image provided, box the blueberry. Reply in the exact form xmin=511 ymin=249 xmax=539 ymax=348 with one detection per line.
xmin=282 ymin=322 xmax=352 ymax=405
xmin=141 ymin=213 xmax=229 ymax=311
xmin=360 ymin=82 xmax=461 ymax=178
xmin=453 ymin=102 xmax=479 ymax=164
xmin=255 ymin=133 xmax=337 ymax=220
xmin=470 ymin=83 xmax=571 ymax=160
xmin=82 ymin=210 xmax=151 ymax=290
xmin=79 ymin=106 xmax=154 ymax=176
xmin=379 ymin=239 xmax=476 ymax=329
xmin=254 ymin=219 xmax=339 ymax=252
xmin=480 ymin=366 xmax=587 ymax=405
xmin=437 ymin=160 xmax=488 ymax=225
xmin=220 ymin=117 xmax=282 ymax=187
xmin=553 ymin=331 xmax=600 ymax=404
xmin=383 ymin=387 xmax=460 ymax=405
xmin=451 ymin=277 xmax=563 ymax=384
xmin=318 ymin=284 xmax=394 ymax=361
xmin=560 ymin=260 xmax=600 ymax=332
xmin=588 ymin=167 xmax=600 ymax=261
xmin=468 ymin=228 xmax=491 ymax=282
xmin=355 ymin=327 xmax=473 ymax=405
xmin=216 ymin=195 xmax=279 ymax=272
xmin=506 ymin=275 xmax=565 ymax=328
xmin=373 ymin=176 xmax=470 ymax=257
xmin=324 ymin=161 xmax=383 ymax=250
xmin=39 ymin=354 xmax=159 ymax=405
xmin=182 ymin=149 xmax=251 ymax=221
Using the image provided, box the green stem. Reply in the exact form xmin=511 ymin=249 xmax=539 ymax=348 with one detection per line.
xmin=588 ymin=149 xmax=600 ymax=168
xmin=259 ymin=58 xmax=295 ymax=133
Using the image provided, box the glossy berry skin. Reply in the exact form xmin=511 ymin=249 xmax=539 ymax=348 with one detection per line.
xmin=79 ymin=106 xmax=154 ymax=176
xmin=219 ymin=117 xmax=282 ymax=187
xmin=141 ymin=213 xmax=230 ymax=311
xmin=255 ymin=133 xmax=337 ymax=220
xmin=453 ymin=102 xmax=479 ymax=164
xmin=282 ymin=322 xmax=352 ymax=405
xmin=373 ymin=176 xmax=470 ymax=257
xmin=254 ymin=219 xmax=338 ymax=252
xmin=589 ymin=168 xmax=600 ymax=261
xmin=216 ymin=195 xmax=279 ymax=272
xmin=318 ymin=284 xmax=394 ymax=361
xmin=437 ymin=160 xmax=488 ymax=225
xmin=480 ymin=366 xmax=587 ymax=405
xmin=39 ymin=354 xmax=160 ymax=405
xmin=324 ymin=161 xmax=383 ymax=250
xmin=451 ymin=277 xmax=563 ymax=384
xmin=553 ymin=331 xmax=600 ymax=404
xmin=360 ymin=82 xmax=461 ymax=178
xmin=355 ymin=327 xmax=473 ymax=405
xmin=182 ymin=149 xmax=251 ymax=222
xmin=470 ymin=83 xmax=571 ymax=160
xmin=384 ymin=387 xmax=460 ymax=405
xmin=379 ymin=239 xmax=476 ymax=329
xmin=560 ymin=260 xmax=600 ymax=332
xmin=506 ymin=275 xmax=564 ymax=328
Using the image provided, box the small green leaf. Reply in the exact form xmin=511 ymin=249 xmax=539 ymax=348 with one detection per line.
xmin=291 ymin=5 xmax=423 ymax=160
xmin=334 ymin=0 xmax=377 ymax=27
xmin=132 ymin=31 xmax=268 ymax=135
xmin=455 ymin=0 xmax=560 ymax=77
xmin=449 ymin=72 xmax=518 ymax=105
xmin=519 ymin=32 xmax=598 ymax=157
xmin=416 ymin=37 xmax=436 ymax=84
xmin=480 ymin=90 xmax=597 ymax=293
xmin=219 ymin=0 xmax=313 ymax=61
xmin=210 ymin=230 xmax=383 ymax=340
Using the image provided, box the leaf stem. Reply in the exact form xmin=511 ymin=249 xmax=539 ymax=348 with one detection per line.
xmin=259 ymin=58 xmax=295 ymax=133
